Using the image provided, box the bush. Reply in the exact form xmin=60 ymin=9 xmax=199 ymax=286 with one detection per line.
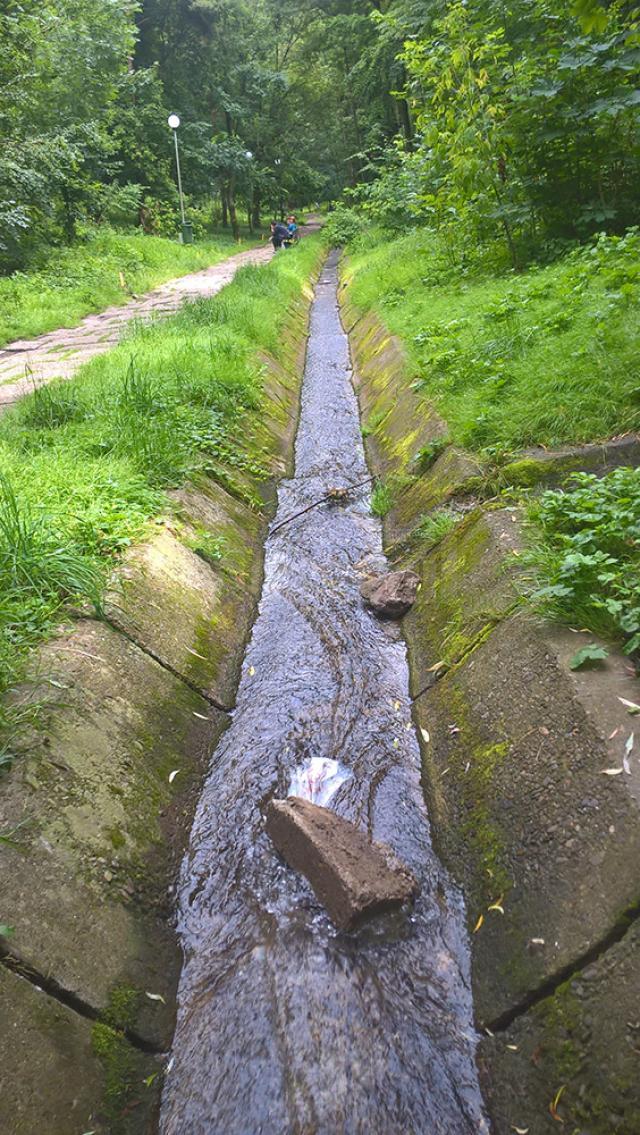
xmin=323 ymin=205 xmax=368 ymax=249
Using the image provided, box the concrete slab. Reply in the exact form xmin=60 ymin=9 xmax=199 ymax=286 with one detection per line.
xmin=266 ymin=796 xmax=417 ymax=930
xmin=0 ymin=966 xmax=156 ymax=1135
xmin=414 ymin=614 xmax=640 ymax=1024
xmin=0 ymin=619 xmax=225 ymax=1046
xmin=106 ymin=527 xmax=253 ymax=707
xmin=387 ymin=447 xmax=484 ymax=544
xmin=403 ymin=507 xmax=523 ymax=691
xmin=480 ymin=920 xmax=640 ymax=1135
xmin=169 ymin=476 xmax=265 ymax=597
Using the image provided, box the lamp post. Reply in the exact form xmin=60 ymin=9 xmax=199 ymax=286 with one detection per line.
xmin=168 ymin=113 xmax=193 ymax=244
xmin=274 ymin=157 xmax=283 ymax=219
xmin=245 ymin=150 xmax=254 ymax=233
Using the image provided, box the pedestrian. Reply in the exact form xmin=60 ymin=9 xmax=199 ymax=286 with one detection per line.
xmin=270 ymin=219 xmax=288 ymax=250
xmin=285 ymin=215 xmax=299 ymax=245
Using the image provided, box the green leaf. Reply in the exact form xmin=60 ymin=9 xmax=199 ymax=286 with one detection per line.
xmin=569 ymin=644 xmax=609 ymax=670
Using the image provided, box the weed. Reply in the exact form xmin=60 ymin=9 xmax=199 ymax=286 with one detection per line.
xmin=415 ymin=509 xmax=459 ymax=549
xmin=371 ymin=481 xmax=393 ymax=517
xmin=526 ymin=467 xmax=640 ymax=654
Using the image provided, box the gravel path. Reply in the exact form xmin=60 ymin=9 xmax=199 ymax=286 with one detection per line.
xmin=0 ymin=243 xmax=272 ymax=409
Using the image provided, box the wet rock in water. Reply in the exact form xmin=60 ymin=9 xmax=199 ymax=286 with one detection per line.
xmin=360 ymin=569 xmax=420 ymax=619
xmin=266 ymin=796 xmax=417 ymax=930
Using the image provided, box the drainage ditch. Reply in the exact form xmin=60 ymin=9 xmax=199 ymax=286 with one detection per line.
xmin=160 ymin=253 xmax=489 ymax=1133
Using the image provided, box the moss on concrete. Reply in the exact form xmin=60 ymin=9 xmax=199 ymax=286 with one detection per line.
xmin=402 ymin=508 xmax=523 ymax=690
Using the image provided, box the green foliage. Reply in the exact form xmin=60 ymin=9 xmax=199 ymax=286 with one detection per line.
xmin=527 ymin=468 xmax=640 ymax=654
xmin=415 ymin=510 xmax=459 ymax=549
xmin=323 ymin=206 xmax=369 ymax=249
xmin=371 ymin=480 xmax=393 ymax=517
xmin=0 ymin=235 xmax=322 ymax=764
xmin=0 ymin=226 xmax=248 ymax=345
xmin=346 ymin=227 xmax=640 ymax=451
xmin=569 ymin=643 xmax=609 ymax=669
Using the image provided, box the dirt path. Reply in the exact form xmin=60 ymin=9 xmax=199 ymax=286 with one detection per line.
xmin=0 ymin=243 xmax=272 ymax=409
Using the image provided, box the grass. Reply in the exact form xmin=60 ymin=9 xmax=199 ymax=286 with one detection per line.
xmin=0 ymin=224 xmax=261 ymax=346
xmin=415 ymin=509 xmax=459 ymax=549
xmin=344 ymin=227 xmax=640 ymax=453
xmin=371 ymin=480 xmax=393 ymax=517
xmin=0 ymin=236 xmax=321 ymax=758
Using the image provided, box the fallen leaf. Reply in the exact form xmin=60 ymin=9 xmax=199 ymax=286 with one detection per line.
xmin=623 ymin=732 xmax=635 ymax=774
xmin=186 ymin=648 xmax=208 ymax=661
xmin=405 ymin=722 xmax=412 ymax=730
xmin=530 ymin=937 xmax=545 ymax=945
xmin=484 ymin=1026 xmax=494 ymax=1037
xmin=488 ymin=897 xmax=505 ymax=914
xmin=248 ymin=665 xmax=255 ymax=676
xmin=601 ymin=767 xmax=624 ymax=775
xmin=608 ymin=726 xmax=621 ymax=740
xmin=473 ymin=914 xmax=484 ymax=933
xmin=511 ymin=1128 xmax=529 ymax=1134
xmin=144 ymin=1072 xmax=158 ymax=1088
xmin=441 ymin=766 xmax=450 ymax=777
xmin=420 ymin=728 xmax=430 ymax=743
xmin=168 ymin=769 xmax=180 ymax=784
xmin=428 ymin=660 xmax=446 ymax=672
xmin=192 ymin=711 xmax=209 ymax=721
xmin=393 ymin=738 xmax=400 ymax=749
xmin=618 ymin=697 xmax=640 ymax=715
xmin=145 ymin=992 xmax=166 ymax=1004
xmin=506 ymin=1044 xmax=519 ymax=1051
xmin=394 ymin=699 xmax=401 ymax=711
xmin=549 ymin=1084 xmax=566 ymax=1123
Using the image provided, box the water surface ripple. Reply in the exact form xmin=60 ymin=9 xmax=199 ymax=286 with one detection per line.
xmin=160 ymin=253 xmax=489 ymax=1135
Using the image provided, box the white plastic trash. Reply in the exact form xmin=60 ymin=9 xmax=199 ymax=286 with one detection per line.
xmin=288 ymin=757 xmax=351 ymax=807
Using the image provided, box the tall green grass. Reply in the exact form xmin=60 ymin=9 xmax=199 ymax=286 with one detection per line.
xmin=344 ymin=228 xmax=640 ymax=453
xmin=0 ymin=237 xmax=321 ymax=754
xmin=0 ymin=225 xmax=260 ymax=347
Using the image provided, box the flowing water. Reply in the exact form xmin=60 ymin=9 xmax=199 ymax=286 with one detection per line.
xmin=160 ymin=253 xmax=489 ymax=1134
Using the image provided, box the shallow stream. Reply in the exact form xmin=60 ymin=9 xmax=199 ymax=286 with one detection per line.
xmin=160 ymin=253 xmax=488 ymax=1134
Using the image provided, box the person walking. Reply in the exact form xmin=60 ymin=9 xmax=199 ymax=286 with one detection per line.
xmin=270 ymin=219 xmax=289 ymax=250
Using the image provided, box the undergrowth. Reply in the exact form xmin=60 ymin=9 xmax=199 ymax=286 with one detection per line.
xmin=0 ymin=225 xmax=258 ymax=346
xmin=527 ymin=468 xmax=640 ymax=657
xmin=0 ymin=236 xmax=321 ymax=757
xmin=345 ymin=227 xmax=640 ymax=452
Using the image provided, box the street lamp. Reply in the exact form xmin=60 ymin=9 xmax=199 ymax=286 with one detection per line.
xmin=274 ymin=157 xmax=283 ymax=219
xmin=167 ymin=113 xmax=193 ymax=244
xmin=245 ymin=151 xmax=254 ymax=233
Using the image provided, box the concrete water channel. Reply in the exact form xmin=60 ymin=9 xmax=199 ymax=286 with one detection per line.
xmin=160 ymin=253 xmax=489 ymax=1133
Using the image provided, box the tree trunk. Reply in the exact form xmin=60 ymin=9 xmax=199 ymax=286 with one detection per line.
xmin=252 ymin=190 xmax=261 ymax=230
xmin=228 ymin=176 xmax=240 ymax=241
xmin=221 ymin=191 xmax=229 ymax=228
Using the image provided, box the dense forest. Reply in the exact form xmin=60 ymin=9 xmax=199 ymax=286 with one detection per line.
xmin=2 ymin=0 xmax=638 ymax=272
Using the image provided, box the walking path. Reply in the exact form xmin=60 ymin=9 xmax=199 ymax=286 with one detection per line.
xmin=0 ymin=243 xmax=272 ymax=408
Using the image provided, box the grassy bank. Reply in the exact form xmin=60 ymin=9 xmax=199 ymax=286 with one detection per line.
xmin=0 ymin=236 xmax=321 ymax=760
xmin=344 ymin=228 xmax=640 ymax=453
xmin=0 ymin=225 xmax=261 ymax=347
xmin=344 ymin=225 xmax=640 ymax=658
